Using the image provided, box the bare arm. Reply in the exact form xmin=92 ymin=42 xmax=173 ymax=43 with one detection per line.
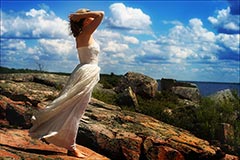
xmin=69 ymin=11 xmax=103 ymax=22
xmin=69 ymin=11 xmax=104 ymax=35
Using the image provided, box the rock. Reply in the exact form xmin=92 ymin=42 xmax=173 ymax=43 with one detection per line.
xmin=161 ymin=78 xmax=198 ymax=90
xmin=0 ymin=73 xmax=69 ymax=90
xmin=0 ymin=73 xmax=34 ymax=82
xmin=0 ymin=79 xmax=60 ymax=106
xmin=128 ymin=87 xmax=139 ymax=108
xmin=0 ymin=96 xmax=32 ymax=128
xmin=161 ymin=78 xmax=201 ymax=102
xmin=161 ymin=78 xmax=177 ymax=91
xmin=117 ymin=86 xmax=140 ymax=111
xmin=171 ymin=86 xmax=200 ymax=102
xmin=0 ymin=127 xmax=109 ymax=160
xmin=143 ymin=137 xmax=184 ymax=160
xmin=217 ymin=123 xmax=235 ymax=144
xmin=115 ymin=72 xmax=158 ymax=98
xmin=77 ymin=98 xmax=224 ymax=160
xmin=209 ymin=89 xmax=237 ymax=104
xmin=221 ymin=154 xmax=240 ymax=160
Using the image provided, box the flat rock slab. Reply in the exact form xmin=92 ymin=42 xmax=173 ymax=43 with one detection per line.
xmin=0 ymin=128 xmax=109 ymax=160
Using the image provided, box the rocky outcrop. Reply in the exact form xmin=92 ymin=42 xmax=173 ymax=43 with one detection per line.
xmin=161 ymin=78 xmax=201 ymax=102
xmin=0 ymin=73 xmax=239 ymax=160
xmin=216 ymin=123 xmax=235 ymax=144
xmin=116 ymin=86 xmax=140 ymax=111
xmin=115 ymin=72 xmax=158 ymax=98
xmin=79 ymin=98 xmax=226 ymax=160
xmin=0 ymin=127 xmax=109 ymax=160
xmin=209 ymin=89 xmax=239 ymax=147
xmin=209 ymin=89 xmax=237 ymax=104
xmin=0 ymin=73 xmax=69 ymax=89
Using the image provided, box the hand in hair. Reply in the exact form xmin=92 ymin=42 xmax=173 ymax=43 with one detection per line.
xmin=69 ymin=10 xmax=104 ymax=37
xmin=69 ymin=11 xmax=104 ymax=22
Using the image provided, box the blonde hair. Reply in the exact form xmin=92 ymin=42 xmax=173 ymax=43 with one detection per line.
xmin=69 ymin=8 xmax=90 ymax=37
xmin=76 ymin=8 xmax=90 ymax=13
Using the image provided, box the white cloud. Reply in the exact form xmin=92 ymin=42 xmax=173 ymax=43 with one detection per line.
xmin=139 ymin=21 xmax=217 ymax=64
xmin=0 ymin=12 xmax=7 ymax=36
xmin=38 ymin=39 xmax=74 ymax=57
xmin=1 ymin=8 xmax=69 ymax=38
xmin=102 ymin=41 xmax=129 ymax=53
xmin=224 ymin=22 xmax=239 ymax=31
xmin=26 ymin=8 xmax=47 ymax=17
xmin=216 ymin=33 xmax=240 ymax=53
xmin=136 ymin=17 xmax=237 ymax=66
xmin=5 ymin=39 xmax=26 ymax=50
xmin=112 ymin=53 xmax=125 ymax=59
xmin=1 ymin=37 xmax=76 ymax=70
xmin=142 ymin=40 xmax=162 ymax=54
xmin=208 ymin=7 xmax=240 ymax=34
xmin=123 ymin=36 xmax=139 ymax=44
xmin=108 ymin=3 xmax=152 ymax=33
xmin=93 ymin=28 xmax=142 ymax=69
xmin=95 ymin=29 xmax=140 ymax=64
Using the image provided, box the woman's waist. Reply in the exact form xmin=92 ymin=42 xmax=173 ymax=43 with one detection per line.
xmin=77 ymin=63 xmax=99 ymax=68
xmin=79 ymin=58 xmax=98 ymax=64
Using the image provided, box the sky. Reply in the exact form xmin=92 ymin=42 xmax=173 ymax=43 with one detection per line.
xmin=0 ymin=0 xmax=239 ymax=83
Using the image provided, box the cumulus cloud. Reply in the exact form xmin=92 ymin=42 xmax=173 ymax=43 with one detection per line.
xmin=38 ymin=39 xmax=75 ymax=58
xmin=1 ymin=7 xmax=77 ymax=71
xmin=1 ymin=39 xmax=32 ymax=67
xmin=95 ymin=29 xmax=140 ymax=66
xmin=208 ymin=7 xmax=240 ymax=34
xmin=1 ymin=8 xmax=69 ymax=38
xmin=216 ymin=34 xmax=240 ymax=60
xmin=103 ymin=41 xmax=129 ymax=53
xmin=1 ymin=39 xmax=26 ymax=51
xmin=123 ymin=36 xmax=139 ymax=44
xmin=1 ymin=38 xmax=75 ymax=65
xmin=136 ymin=17 xmax=239 ymax=66
xmin=107 ymin=3 xmax=152 ymax=34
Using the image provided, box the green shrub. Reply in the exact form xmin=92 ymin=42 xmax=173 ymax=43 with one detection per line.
xmin=193 ymin=97 xmax=240 ymax=155
xmin=92 ymin=89 xmax=118 ymax=105
xmin=128 ymin=91 xmax=180 ymax=124
xmin=99 ymin=73 xmax=121 ymax=89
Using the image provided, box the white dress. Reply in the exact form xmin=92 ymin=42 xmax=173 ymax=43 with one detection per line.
xmin=29 ymin=42 xmax=100 ymax=151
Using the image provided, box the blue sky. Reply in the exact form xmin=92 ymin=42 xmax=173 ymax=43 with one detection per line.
xmin=1 ymin=0 xmax=239 ymax=82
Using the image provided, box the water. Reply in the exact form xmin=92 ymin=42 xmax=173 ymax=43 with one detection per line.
xmin=158 ymin=80 xmax=240 ymax=97
xmin=192 ymin=81 xmax=240 ymax=97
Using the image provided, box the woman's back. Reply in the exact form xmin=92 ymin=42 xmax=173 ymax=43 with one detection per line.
xmin=77 ymin=42 xmax=100 ymax=65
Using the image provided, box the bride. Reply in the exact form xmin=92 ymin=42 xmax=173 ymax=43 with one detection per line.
xmin=29 ymin=8 xmax=104 ymax=158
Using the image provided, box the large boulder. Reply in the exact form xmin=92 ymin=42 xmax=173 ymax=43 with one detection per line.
xmin=209 ymin=89 xmax=237 ymax=104
xmin=115 ymin=72 xmax=158 ymax=98
xmin=161 ymin=78 xmax=201 ymax=102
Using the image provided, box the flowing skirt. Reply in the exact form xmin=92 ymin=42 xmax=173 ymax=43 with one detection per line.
xmin=29 ymin=64 xmax=100 ymax=150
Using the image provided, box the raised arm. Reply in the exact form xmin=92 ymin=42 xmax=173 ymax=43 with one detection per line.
xmin=69 ymin=11 xmax=104 ymax=35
